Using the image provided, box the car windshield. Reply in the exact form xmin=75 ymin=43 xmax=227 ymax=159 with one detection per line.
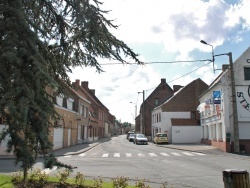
xmin=158 ymin=134 xmax=167 ymax=137
xmin=137 ymin=134 xmax=145 ymax=138
xmin=129 ymin=134 xmax=135 ymax=137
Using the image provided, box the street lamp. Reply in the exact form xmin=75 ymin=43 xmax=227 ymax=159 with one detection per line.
xmin=200 ymin=40 xmax=239 ymax=153
xmin=200 ymin=40 xmax=215 ymax=73
xmin=138 ymin=91 xmax=145 ymax=134
xmin=130 ymin=102 xmax=137 ymax=118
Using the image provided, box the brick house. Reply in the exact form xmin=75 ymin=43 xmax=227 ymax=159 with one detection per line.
xmin=73 ymin=80 xmax=112 ymax=141
xmin=199 ymin=47 xmax=250 ymax=153
xmin=136 ymin=78 xmax=174 ymax=139
xmin=152 ymin=78 xmax=208 ymax=143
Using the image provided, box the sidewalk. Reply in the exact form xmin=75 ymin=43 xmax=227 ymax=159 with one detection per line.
xmin=156 ymin=143 xmax=250 ymax=159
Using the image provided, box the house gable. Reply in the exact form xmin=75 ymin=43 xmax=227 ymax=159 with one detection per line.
xmin=162 ymin=78 xmax=208 ymax=112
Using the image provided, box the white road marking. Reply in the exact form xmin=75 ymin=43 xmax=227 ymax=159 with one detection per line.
xmin=182 ymin=152 xmax=194 ymax=156
xmin=64 ymin=155 xmax=72 ymax=158
xmin=102 ymin=153 xmax=109 ymax=157
xmin=79 ymin=153 xmax=86 ymax=157
xmin=191 ymin=152 xmax=207 ymax=156
xmin=149 ymin=153 xmax=157 ymax=157
xmin=160 ymin=152 xmax=170 ymax=156
xmin=90 ymin=153 xmax=97 ymax=156
xmin=126 ymin=153 xmax=132 ymax=157
xmin=171 ymin=152 xmax=182 ymax=156
xmin=114 ymin=153 xmax=120 ymax=157
xmin=138 ymin=153 xmax=145 ymax=157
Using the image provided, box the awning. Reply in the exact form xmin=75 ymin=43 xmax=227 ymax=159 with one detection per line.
xmin=197 ymin=103 xmax=206 ymax=112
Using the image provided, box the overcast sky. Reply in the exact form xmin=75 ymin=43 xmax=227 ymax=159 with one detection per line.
xmin=69 ymin=0 xmax=250 ymax=123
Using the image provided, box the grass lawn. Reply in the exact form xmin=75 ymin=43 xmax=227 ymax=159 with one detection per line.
xmin=0 ymin=174 xmax=138 ymax=188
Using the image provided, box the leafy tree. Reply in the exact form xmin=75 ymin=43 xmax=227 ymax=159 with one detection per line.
xmin=0 ymin=0 xmax=141 ymax=182
xmin=122 ymin=122 xmax=132 ymax=128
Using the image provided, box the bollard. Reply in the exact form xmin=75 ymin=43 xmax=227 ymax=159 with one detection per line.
xmin=223 ymin=169 xmax=250 ymax=188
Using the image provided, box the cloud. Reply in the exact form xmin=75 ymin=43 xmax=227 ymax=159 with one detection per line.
xmin=68 ymin=0 xmax=249 ymax=123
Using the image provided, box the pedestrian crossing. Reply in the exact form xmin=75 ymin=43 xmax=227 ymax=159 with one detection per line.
xmin=63 ymin=151 xmax=207 ymax=158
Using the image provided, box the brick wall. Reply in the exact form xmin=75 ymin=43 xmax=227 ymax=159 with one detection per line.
xmin=141 ymin=79 xmax=174 ymax=136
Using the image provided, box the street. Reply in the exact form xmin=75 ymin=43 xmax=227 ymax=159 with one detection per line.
xmin=1 ymin=135 xmax=250 ymax=188
xmin=51 ymin=135 xmax=250 ymax=188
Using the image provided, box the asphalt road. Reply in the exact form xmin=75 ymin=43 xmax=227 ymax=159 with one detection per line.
xmin=46 ymin=135 xmax=250 ymax=188
xmin=2 ymin=135 xmax=250 ymax=188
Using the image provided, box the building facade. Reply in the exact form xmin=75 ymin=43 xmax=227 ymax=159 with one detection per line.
xmin=152 ymin=78 xmax=208 ymax=143
xmin=137 ymin=79 xmax=174 ymax=139
xmin=199 ymin=47 xmax=250 ymax=153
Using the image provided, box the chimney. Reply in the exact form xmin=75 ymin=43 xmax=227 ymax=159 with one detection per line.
xmin=81 ymin=81 xmax=89 ymax=89
xmin=75 ymin=79 xmax=80 ymax=86
xmin=173 ymin=85 xmax=183 ymax=92
xmin=161 ymin=78 xmax=166 ymax=84
xmin=222 ymin=64 xmax=230 ymax=72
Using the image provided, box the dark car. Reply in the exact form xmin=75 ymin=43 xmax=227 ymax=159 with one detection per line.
xmin=127 ymin=131 xmax=135 ymax=139
xmin=134 ymin=134 xmax=148 ymax=145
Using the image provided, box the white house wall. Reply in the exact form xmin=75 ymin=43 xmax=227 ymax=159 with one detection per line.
xmin=152 ymin=109 xmax=190 ymax=143
xmin=172 ymin=126 xmax=201 ymax=143
xmin=199 ymin=83 xmax=229 ymax=142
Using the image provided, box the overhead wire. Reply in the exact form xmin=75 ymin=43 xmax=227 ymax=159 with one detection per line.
xmin=105 ymin=59 xmax=212 ymax=105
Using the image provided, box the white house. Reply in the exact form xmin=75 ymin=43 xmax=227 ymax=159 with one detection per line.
xmin=152 ymin=78 xmax=208 ymax=144
xmin=199 ymin=47 xmax=250 ymax=153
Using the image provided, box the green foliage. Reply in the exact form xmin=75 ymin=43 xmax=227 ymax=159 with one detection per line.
xmin=112 ymin=176 xmax=129 ymax=188
xmin=57 ymin=169 xmax=71 ymax=186
xmin=11 ymin=170 xmax=23 ymax=184
xmin=75 ymin=172 xmax=85 ymax=187
xmin=29 ymin=169 xmax=49 ymax=187
xmin=122 ymin=122 xmax=132 ymax=128
xmin=135 ymin=179 xmax=151 ymax=188
xmin=0 ymin=0 xmax=141 ymax=182
xmin=93 ymin=176 xmax=104 ymax=188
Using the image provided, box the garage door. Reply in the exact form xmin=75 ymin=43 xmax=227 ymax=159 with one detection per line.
xmin=53 ymin=128 xmax=63 ymax=150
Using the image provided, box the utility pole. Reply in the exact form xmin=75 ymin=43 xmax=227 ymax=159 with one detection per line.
xmin=200 ymin=40 xmax=239 ymax=153
xmin=138 ymin=90 xmax=145 ymax=134
xmin=214 ymin=52 xmax=239 ymax=153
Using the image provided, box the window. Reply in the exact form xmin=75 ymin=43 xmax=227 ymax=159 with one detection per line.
xmin=191 ymin=111 xmax=196 ymax=119
xmin=244 ymin=67 xmax=250 ymax=80
xmin=154 ymin=98 xmax=159 ymax=106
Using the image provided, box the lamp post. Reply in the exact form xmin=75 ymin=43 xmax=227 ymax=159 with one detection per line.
xmin=130 ymin=102 xmax=137 ymax=119
xmin=200 ymin=40 xmax=239 ymax=153
xmin=138 ymin=91 xmax=145 ymax=134
xmin=200 ymin=40 xmax=215 ymax=73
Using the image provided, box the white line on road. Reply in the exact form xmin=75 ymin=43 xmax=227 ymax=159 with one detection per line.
xmin=191 ymin=152 xmax=207 ymax=156
xmin=126 ymin=153 xmax=132 ymax=157
xmin=149 ymin=153 xmax=157 ymax=157
xmin=114 ymin=153 xmax=120 ymax=157
xmin=138 ymin=153 xmax=145 ymax=157
xmin=102 ymin=153 xmax=109 ymax=157
xmin=79 ymin=153 xmax=86 ymax=157
xmin=171 ymin=152 xmax=181 ymax=156
xmin=182 ymin=152 xmax=194 ymax=156
xmin=160 ymin=153 xmax=170 ymax=156
xmin=64 ymin=155 xmax=72 ymax=158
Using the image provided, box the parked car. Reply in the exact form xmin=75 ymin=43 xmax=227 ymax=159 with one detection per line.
xmin=127 ymin=131 xmax=135 ymax=139
xmin=153 ymin=133 xmax=168 ymax=144
xmin=128 ymin=134 xmax=135 ymax=142
xmin=134 ymin=134 xmax=148 ymax=145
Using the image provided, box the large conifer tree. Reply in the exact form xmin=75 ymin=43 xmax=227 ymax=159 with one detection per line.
xmin=0 ymin=0 xmax=141 ymax=181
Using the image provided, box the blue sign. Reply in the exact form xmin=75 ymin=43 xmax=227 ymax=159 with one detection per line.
xmin=213 ymin=91 xmax=221 ymax=104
